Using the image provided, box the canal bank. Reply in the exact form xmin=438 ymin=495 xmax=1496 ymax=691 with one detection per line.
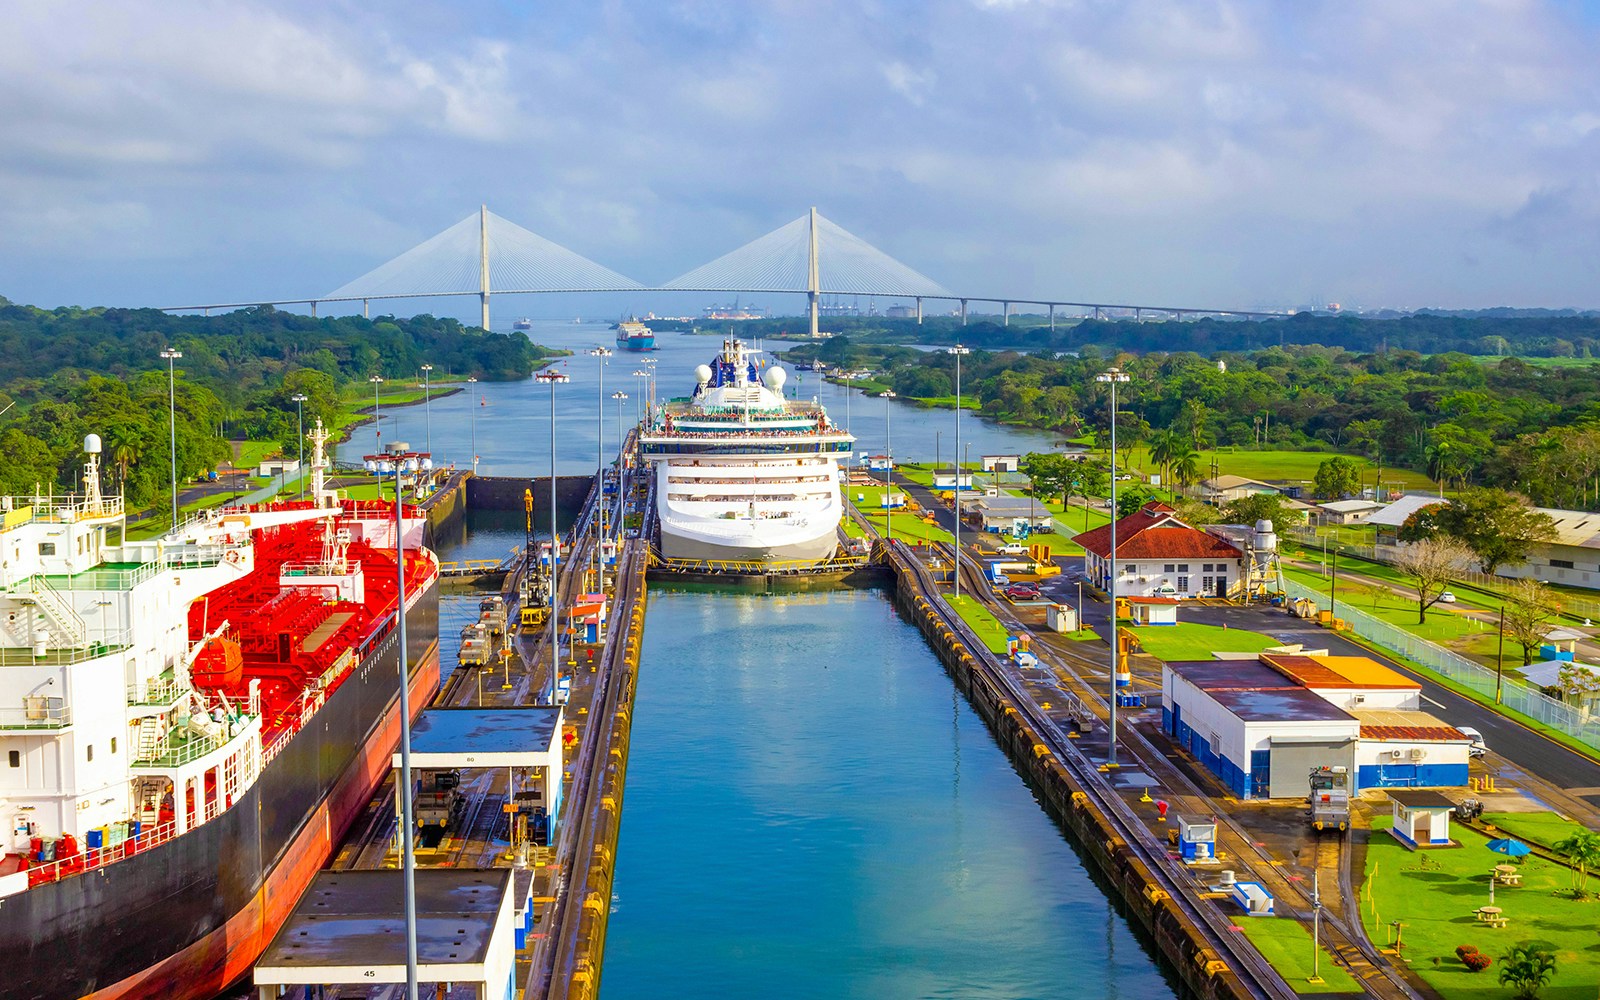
xmin=600 ymin=585 xmax=1182 ymax=1000
xmin=880 ymin=540 xmax=1285 ymax=1000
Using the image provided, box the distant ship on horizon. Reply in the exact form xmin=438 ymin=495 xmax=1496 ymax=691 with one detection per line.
xmin=614 ymin=317 xmax=656 ymax=352
xmin=512 ymin=317 xmax=532 ymax=331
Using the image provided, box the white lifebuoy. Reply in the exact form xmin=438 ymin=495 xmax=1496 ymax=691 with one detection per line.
xmin=225 ymin=550 xmax=242 ymax=565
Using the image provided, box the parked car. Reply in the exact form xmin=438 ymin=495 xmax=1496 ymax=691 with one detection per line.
xmin=1154 ymin=584 xmax=1184 ymax=599
xmin=1004 ymin=583 xmax=1042 ymax=601
xmin=998 ymin=543 xmax=1030 ymax=556
xmin=1438 ymin=591 xmax=1457 ymax=603
xmin=1457 ymin=725 xmax=1488 ymax=758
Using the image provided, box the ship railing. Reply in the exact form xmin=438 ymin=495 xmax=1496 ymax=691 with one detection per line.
xmin=38 ymin=560 xmax=161 ymax=591
xmin=0 ymin=494 xmax=124 ymax=529
xmin=0 ymin=632 xmax=131 ymax=667
xmin=21 ymin=815 xmax=182 ymax=890
xmin=127 ymin=674 xmax=186 ymax=708
xmin=0 ymin=699 xmax=71 ymax=729
xmin=648 ymin=552 xmax=871 ymax=576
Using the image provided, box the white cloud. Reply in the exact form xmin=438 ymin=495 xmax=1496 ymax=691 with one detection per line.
xmin=2 ymin=0 xmax=1600 ymax=311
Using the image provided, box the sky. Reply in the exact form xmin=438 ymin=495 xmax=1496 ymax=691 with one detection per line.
xmin=4 ymin=0 xmax=1600 ymax=319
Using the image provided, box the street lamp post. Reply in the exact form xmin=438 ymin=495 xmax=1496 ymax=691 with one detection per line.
xmin=360 ymin=446 xmax=426 ymax=999
xmin=536 ymin=369 xmax=570 ymax=706
xmin=420 ymin=364 xmax=433 ymax=460
xmin=950 ymin=345 xmax=970 ymax=598
xmin=160 ymin=348 xmax=182 ymax=530
xmin=467 ymin=376 xmax=479 ymax=472
xmin=883 ymin=390 xmax=896 ymax=541
xmin=632 ymin=370 xmax=649 ymax=422
xmin=1097 ymin=365 xmax=1131 ymax=768
xmin=368 ymin=375 xmax=384 ymax=455
xmin=612 ymin=391 xmax=629 ymax=540
xmin=291 ymin=393 xmax=308 ymax=499
xmin=589 ymin=348 xmax=612 ymax=550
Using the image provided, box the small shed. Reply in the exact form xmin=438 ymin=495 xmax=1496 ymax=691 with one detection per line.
xmin=1318 ymin=499 xmax=1385 ymax=525
xmin=1387 ymin=789 xmax=1456 ymax=848
xmin=1128 ymin=597 xmax=1180 ymax=626
xmin=1046 ymin=604 xmax=1078 ymax=633
xmin=257 ymin=458 xmax=302 ymax=477
xmin=1177 ymin=815 xmax=1217 ymax=863
xmin=981 ymin=454 xmax=1021 ymax=473
xmin=932 ymin=468 xmax=976 ymax=490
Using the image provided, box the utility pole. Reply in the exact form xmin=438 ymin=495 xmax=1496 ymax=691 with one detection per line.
xmin=1097 ymin=366 xmax=1131 ymax=768
xmin=1496 ymin=605 xmax=1506 ymax=703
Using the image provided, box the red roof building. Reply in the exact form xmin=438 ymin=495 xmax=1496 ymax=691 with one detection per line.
xmin=1074 ymin=502 xmax=1245 ymax=599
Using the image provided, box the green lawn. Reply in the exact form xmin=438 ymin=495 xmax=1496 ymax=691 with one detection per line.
xmin=1228 ymin=918 xmax=1362 ymax=995
xmin=1358 ymin=816 xmax=1600 ymax=999
xmin=1117 ymin=444 xmax=1439 ymax=494
xmin=229 ymin=439 xmax=281 ymax=470
xmin=943 ymin=595 xmax=1012 ymax=654
xmin=1280 ymin=560 xmax=1506 ymax=664
xmin=1126 ymin=621 xmax=1283 ymax=661
xmin=849 ymin=487 xmax=955 ymax=543
xmin=1479 ymin=812 xmax=1593 ymax=851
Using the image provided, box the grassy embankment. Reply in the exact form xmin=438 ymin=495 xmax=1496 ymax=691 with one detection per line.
xmin=942 ymin=594 xmax=1012 ymax=654
xmin=1228 ymin=918 xmax=1361 ymax=995
xmin=1358 ymin=815 xmax=1600 ymax=999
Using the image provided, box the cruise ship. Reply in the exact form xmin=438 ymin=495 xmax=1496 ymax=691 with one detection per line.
xmin=639 ymin=339 xmax=853 ymax=563
xmin=0 ymin=423 xmax=439 ymax=999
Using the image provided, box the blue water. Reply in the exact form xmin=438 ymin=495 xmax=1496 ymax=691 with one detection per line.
xmin=336 ymin=321 xmax=1058 ymax=477
xmin=601 ymin=589 xmax=1179 ymax=1000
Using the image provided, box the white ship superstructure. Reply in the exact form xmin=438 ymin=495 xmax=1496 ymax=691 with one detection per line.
xmin=639 ymin=339 xmax=854 ymax=563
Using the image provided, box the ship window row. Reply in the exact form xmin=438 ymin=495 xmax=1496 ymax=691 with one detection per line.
xmin=668 ymin=492 xmax=835 ymax=503
xmin=664 ymin=475 xmax=833 ymax=485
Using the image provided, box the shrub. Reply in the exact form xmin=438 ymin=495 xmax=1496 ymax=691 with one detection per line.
xmin=1463 ymin=951 xmax=1492 ymax=972
xmin=1455 ymin=945 xmax=1478 ymax=960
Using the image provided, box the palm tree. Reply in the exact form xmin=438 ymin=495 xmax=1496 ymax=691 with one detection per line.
xmin=1171 ymin=444 xmax=1202 ymax=492
xmin=1149 ymin=428 xmax=1178 ymax=490
xmin=104 ymin=425 xmax=142 ymax=493
xmin=1498 ymin=945 xmax=1556 ymax=999
xmin=1554 ymin=830 xmax=1600 ymax=898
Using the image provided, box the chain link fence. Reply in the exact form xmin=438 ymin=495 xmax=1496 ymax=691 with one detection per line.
xmin=1283 ymin=578 xmax=1600 ymax=753
xmin=1285 ymin=526 xmax=1600 ymax=621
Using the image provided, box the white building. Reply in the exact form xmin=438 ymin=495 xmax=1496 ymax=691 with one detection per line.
xmin=981 ymin=455 xmax=1021 ymax=473
xmin=1161 ymin=653 xmax=1471 ymax=800
xmin=1074 ymin=501 xmax=1245 ymax=599
xmin=1317 ymin=499 xmax=1385 ymax=525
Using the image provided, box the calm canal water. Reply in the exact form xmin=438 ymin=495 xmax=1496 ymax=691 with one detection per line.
xmin=600 ymin=589 xmax=1179 ymax=1000
xmin=337 ymin=320 xmax=1059 ymax=478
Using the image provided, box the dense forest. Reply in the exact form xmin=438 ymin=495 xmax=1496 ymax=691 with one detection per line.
xmin=716 ymin=310 xmax=1600 ymax=358
xmin=0 ymin=297 xmax=558 ymax=510
xmin=787 ymin=336 xmax=1600 ymax=511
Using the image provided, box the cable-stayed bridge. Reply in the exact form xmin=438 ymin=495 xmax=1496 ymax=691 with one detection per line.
xmin=160 ymin=206 xmax=1282 ymax=332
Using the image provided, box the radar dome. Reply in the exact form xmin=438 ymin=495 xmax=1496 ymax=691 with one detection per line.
xmin=694 ymin=364 xmax=713 ymax=385
xmin=83 ymin=433 xmax=102 ymax=454
xmin=764 ymin=367 xmax=787 ymax=391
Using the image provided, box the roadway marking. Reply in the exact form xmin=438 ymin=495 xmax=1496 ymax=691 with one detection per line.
xmin=1422 ymin=695 xmax=1450 ymax=710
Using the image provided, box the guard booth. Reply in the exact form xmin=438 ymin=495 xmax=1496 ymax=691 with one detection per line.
xmin=1388 ymin=789 xmax=1456 ymax=848
xmin=253 ymin=869 xmax=516 ymax=1000
xmin=1177 ymin=815 xmax=1217 ymax=863
xmin=395 ymin=707 xmax=566 ymax=859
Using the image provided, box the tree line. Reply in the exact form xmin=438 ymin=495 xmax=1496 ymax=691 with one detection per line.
xmin=790 ymin=336 xmax=1600 ymax=509
xmin=0 ymin=298 xmax=559 ymax=508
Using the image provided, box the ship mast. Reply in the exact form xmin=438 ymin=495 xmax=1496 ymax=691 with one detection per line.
xmin=309 ymin=418 xmax=336 ymax=508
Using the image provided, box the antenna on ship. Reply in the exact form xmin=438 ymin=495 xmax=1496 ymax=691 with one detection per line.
xmin=82 ymin=434 xmax=104 ymax=512
xmin=309 ymin=419 xmax=335 ymax=508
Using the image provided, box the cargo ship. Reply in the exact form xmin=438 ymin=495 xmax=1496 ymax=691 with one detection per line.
xmin=512 ymin=317 xmax=532 ymax=331
xmin=614 ymin=318 xmax=655 ymax=351
xmin=639 ymin=338 xmax=853 ymax=563
xmin=0 ymin=422 xmax=440 ymax=999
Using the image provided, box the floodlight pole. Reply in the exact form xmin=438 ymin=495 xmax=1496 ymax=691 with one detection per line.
xmin=291 ymin=393 xmax=308 ymax=499
xmin=537 ymin=369 xmax=570 ymax=705
xmin=1098 ymin=366 xmax=1130 ymax=768
xmin=950 ymin=345 xmax=970 ymax=598
xmin=160 ymin=348 xmax=182 ymax=530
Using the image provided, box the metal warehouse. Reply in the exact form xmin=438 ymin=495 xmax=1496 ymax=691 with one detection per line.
xmin=1161 ymin=653 xmax=1471 ymax=800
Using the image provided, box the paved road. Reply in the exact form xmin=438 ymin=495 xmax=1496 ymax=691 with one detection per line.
xmin=1033 ymin=552 xmax=1600 ymax=810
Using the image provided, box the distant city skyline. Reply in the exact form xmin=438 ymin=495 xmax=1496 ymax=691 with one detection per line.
xmin=5 ymin=1 xmax=1600 ymax=322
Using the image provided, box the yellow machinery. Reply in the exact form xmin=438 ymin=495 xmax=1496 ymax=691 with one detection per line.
xmin=520 ymin=605 xmax=548 ymax=631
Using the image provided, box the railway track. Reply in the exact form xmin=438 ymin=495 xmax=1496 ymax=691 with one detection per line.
xmin=927 ymin=539 xmax=1425 ymax=1000
xmin=889 ymin=540 xmax=1295 ymax=1000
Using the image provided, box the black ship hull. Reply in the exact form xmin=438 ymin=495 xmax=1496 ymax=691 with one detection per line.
xmin=0 ymin=579 xmax=440 ymax=1000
